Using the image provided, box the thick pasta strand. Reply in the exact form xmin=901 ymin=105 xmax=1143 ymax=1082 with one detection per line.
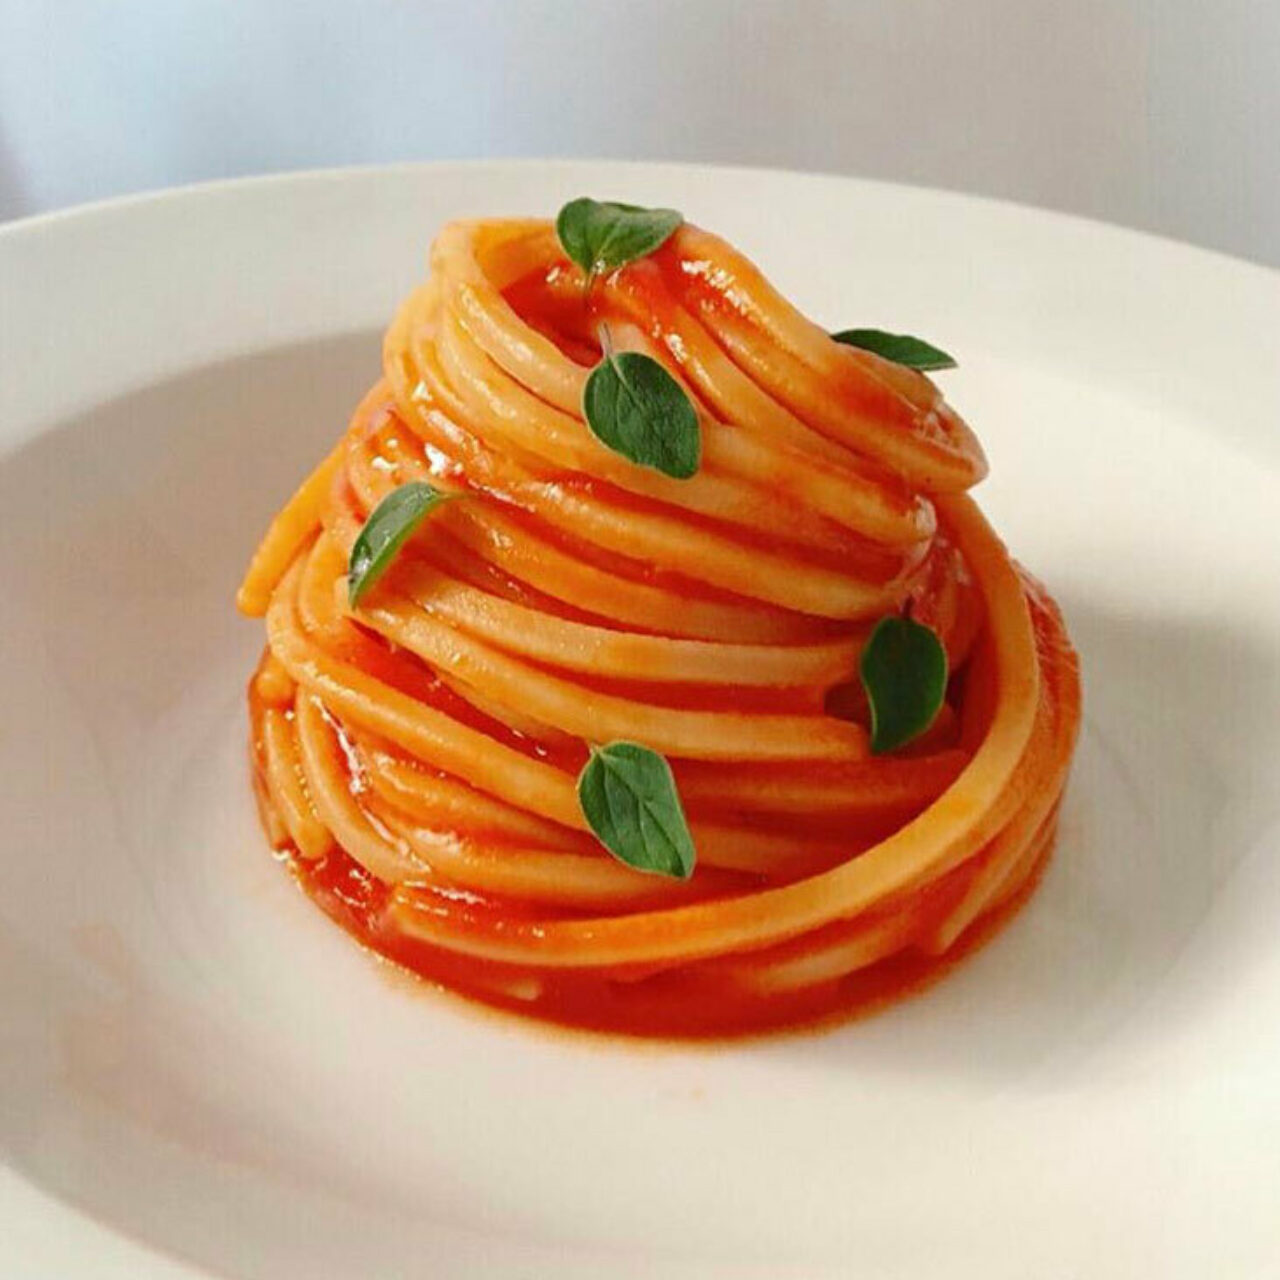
xmin=239 ymin=216 xmax=1080 ymax=1037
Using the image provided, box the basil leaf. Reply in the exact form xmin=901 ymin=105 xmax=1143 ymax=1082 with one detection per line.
xmin=577 ymin=742 xmax=696 ymax=879
xmin=832 ymin=329 xmax=957 ymax=371
xmin=348 ymin=482 xmax=452 ymax=607
xmin=556 ymin=198 xmax=683 ymax=277
xmin=583 ymin=350 xmax=701 ymax=479
xmin=859 ymin=615 xmax=948 ymax=754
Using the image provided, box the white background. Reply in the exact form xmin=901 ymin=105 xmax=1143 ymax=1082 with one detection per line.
xmin=1 ymin=0 xmax=1277 ymax=265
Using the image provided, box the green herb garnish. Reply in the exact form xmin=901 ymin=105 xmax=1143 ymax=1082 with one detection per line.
xmin=832 ymin=329 xmax=957 ymax=371
xmin=583 ymin=339 xmax=701 ymax=479
xmin=577 ymin=741 xmax=696 ymax=879
xmin=859 ymin=614 xmax=948 ymax=754
xmin=348 ymin=481 xmax=454 ymax=607
xmin=556 ymin=198 xmax=683 ymax=278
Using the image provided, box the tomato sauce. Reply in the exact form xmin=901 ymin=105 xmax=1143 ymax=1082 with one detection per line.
xmin=260 ymin=759 xmax=1051 ymax=1041
xmin=237 ymin=221 xmax=1078 ymax=1043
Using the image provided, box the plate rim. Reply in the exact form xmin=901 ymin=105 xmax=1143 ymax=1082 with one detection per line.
xmin=2 ymin=157 xmax=1278 ymax=1280
xmin=2 ymin=154 xmax=1279 ymax=285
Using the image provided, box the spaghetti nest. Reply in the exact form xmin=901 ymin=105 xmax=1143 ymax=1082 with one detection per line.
xmin=239 ymin=218 xmax=1080 ymax=1036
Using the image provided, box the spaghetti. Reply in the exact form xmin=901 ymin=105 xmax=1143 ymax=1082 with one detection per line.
xmin=239 ymin=215 xmax=1080 ymax=1036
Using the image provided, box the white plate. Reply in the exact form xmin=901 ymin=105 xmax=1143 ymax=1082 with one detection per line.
xmin=2 ymin=161 xmax=1279 ymax=1279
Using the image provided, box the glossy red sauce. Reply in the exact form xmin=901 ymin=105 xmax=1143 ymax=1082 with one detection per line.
xmin=253 ymin=698 xmax=1050 ymax=1040
xmin=276 ymin=842 xmax=1047 ymax=1039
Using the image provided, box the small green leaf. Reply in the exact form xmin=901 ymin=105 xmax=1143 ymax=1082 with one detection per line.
xmin=583 ymin=349 xmax=701 ymax=479
xmin=556 ymin=198 xmax=683 ymax=277
xmin=859 ymin=615 xmax=948 ymax=754
xmin=577 ymin=742 xmax=696 ymax=879
xmin=348 ymin=482 xmax=453 ymax=607
xmin=832 ymin=328 xmax=957 ymax=371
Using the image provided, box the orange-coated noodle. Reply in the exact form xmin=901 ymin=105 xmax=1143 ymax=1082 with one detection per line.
xmin=239 ymin=217 xmax=1080 ymax=1036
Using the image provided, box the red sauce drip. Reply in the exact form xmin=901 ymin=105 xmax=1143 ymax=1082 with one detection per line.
xmin=275 ymin=814 xmax=1051 ymax=1041
xmin=250 ymin=675 xmax=1029 ymax=1039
